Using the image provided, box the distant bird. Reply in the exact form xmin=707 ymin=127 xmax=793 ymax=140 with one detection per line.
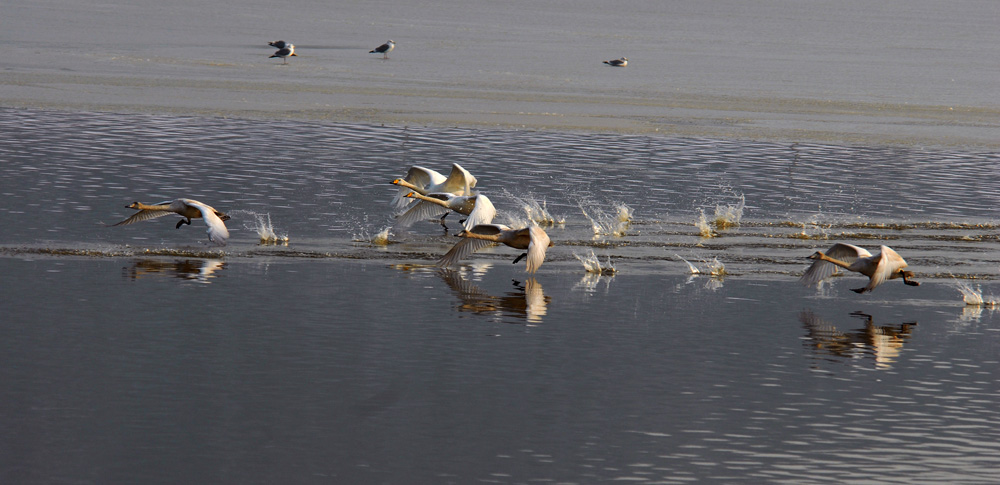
xmin=112 ymin=199 xmax=231 ymax=246
xmin=603 ymin=57 xmax=628 ymax=67
xmin=268 ymin=40 xmax=287 ymax=49
xmin=390 ymin=163 xmax=477 ymax=211
xmin=397 ymin=191 xmax=496 ymax=230
xmin=270 ymin=44 xmax=297 ymax=64
xmin=799 ymin=243 xmax=920 ymax=293
xmin=370 ymin=40 xmax=395 ymax=59
xmin=438 ymin=224 xmax=553 ymax=273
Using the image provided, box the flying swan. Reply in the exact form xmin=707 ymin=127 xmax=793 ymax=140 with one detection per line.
xmin=799 ymin=243 xmax=919 ymax=293
xmin=437 ymin=224 xmax=552 ymax=273
xmin=112 ymin=198 xmax=231 ymax=246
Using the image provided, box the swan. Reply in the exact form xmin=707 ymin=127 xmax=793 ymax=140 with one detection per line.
xmin=799 ymin=243 xmax=919 ymax=293
xmin=437 ymin=224 xmax=552 ymax=273
xmin=112 ymin=199 xmax=231 ymax=246
xmin=396 ymin=191 xmax=496 ymax=230
xmin=390 ymin=163 xmax=477 ymax=210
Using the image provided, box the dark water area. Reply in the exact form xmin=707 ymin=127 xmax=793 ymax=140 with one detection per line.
xmin=2 ymin=108 xmax=1000 ymax=483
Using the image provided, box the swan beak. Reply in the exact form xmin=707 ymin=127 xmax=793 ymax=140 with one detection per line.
xmin=405 ymin=192 xmax=416 ymax=198
xmin=391 ymin=179 xmax=402 ymax=185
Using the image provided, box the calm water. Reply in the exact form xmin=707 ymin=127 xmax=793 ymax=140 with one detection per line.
xmin=2 ymin=108 xmax=1000 ymax=483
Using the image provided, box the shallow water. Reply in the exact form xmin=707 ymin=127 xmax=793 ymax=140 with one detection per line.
xmin=2 ymin=108 xmax=1000 ymax=483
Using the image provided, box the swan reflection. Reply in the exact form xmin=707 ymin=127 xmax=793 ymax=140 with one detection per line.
xmin=800 ymin=310 xmax=916 ymax=369
xmin=123 ymin=258 xmax=226 ymax=284
xmin=437 ymin=269 xmax=550 ymax=323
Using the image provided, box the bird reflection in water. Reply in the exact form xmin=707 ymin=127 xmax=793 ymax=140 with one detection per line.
xmin=123 ymin=259 xmax=226 ymax=284
xmin=437 ymin=269 xmax=550 ymax=324
xmin=800 ymin=310 xmax=916 ymax=369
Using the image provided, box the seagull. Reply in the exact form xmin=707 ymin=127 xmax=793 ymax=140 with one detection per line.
xmin=111 ymin=198 xmax=231 ymax=246
xmin=799 ymin=243 xmax=920 ymax=293
xmin=603 ymin=57 xmax=628 ymax=67
xmin=268 ymin=40 xmax=287 ymax=49
xmin=437 ymin=224 xmax=553 ymax=273
xmin=370 ymin=40 xmax=395 ymax=59
xmin=270 ymin=44 xmax=297 ymax=64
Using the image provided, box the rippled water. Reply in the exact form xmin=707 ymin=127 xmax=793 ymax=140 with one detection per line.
xmin=2 ymin=108 xmax=1000 ymax=483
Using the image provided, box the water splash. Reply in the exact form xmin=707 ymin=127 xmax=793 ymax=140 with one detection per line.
xmin=502 ymin=189 xmax=565 ymax=226
xmin=676 ymin=254 xmax=726 ymax=277
xmin=675 ymin=254 xmax=700 ymax=274
xmin=713 ymin=193 xmax=745 ymax=229
xmin=573 ymin=249 xmax=617 ymax=275
xmin=695 ymin=209 xmax=715 ymax=238
xmin=353 ymin=225 xmax=393 ymax=246
xmin=236 ymin=210 xmax=289 ymax=245
xmin=951 ymin=278 xmax=998 ymax=307
xmin=579 ymin=200 xmax=630 ymax=237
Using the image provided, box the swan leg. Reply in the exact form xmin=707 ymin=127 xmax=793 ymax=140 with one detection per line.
xmin=902 ymin=273 xmax=921 ymax=286
xmin=176 ymin=218 xmax=191 ymax=229
xmin=512 ymin=253 xmax=527 ymax=265
xmin=850 ymin=287 xmax=867 ymax=294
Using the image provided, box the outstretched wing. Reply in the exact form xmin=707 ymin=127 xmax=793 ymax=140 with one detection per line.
xmin=437 ymin=237 xmax=496 ymax=268
xmin=186 ymin=200 xmax=230 ymax=246
xmin=864 ymin=246 xmax=908 ymax=293
xmin=524 ymin=226 xmax=551 ymax=273
xmin=440 ymin=163 xmax=476 ymax=196
xmin=395 ymin=199 xmax=449 ymax=228
xmin=799 ymin=243 xmax=871 ymax=287
xmin=462 ymin=194 xmax=496 ymax=230
xmin=111 ymin=210 xmax=174 ymax=226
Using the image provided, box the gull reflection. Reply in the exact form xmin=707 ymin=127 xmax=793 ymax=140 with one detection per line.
xmin=800 ymin=310 xmax=916 ymax=369
xmin=123 ymin=258 xmax=226 ymax=284
xmin=437 ymin=269 xmax=550 ymax=324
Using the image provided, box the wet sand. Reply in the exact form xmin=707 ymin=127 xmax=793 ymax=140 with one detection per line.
xmin=2 ymin=0 xmax=998 ymax=147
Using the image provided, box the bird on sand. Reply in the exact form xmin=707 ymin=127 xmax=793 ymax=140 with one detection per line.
xmin=111 ymin=198 xmax=231 ymax=246
xmin=799 ymin=243 xmax=920 ymax=293
xmin=397 ymin=191 xmax=496 ymax=230
xmin=603 ymin=57 xmax=628 ymax=67
xmin=270 ymin=44 xmax=297 ymax=64
xmin=437 ymin=224 xmax=553 ymax=273
xmin=370 ymin=40 xmax=395 ymax=59
xmin=390 ymin=163 xmax=477 ymax=211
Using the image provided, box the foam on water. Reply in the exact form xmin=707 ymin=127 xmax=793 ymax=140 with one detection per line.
xmin=579 ymin=200 xmax=631 ymax=238
xmin=573 ymin=249 xmax=617 ymax=275
xmin=234 ymin=210 xmax=289 ymax=245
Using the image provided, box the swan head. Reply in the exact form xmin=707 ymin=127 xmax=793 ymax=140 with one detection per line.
xmin=391 ymin=178 xmax=402 ymax=185
xmin=218 ymin=212 xmax=232 ymax=222
xmin=807 ymin=251 xmax=824 ymax=260
xmin=126 ymin=202 xmax=141 ymax=209
xmin=404 ymin=191 xmax=417 ymax=198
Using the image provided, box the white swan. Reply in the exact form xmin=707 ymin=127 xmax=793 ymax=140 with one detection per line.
xmin=112 ymin=199 xmax=230 ymax=246
xmin=390 ymin=163 xmax=477 ymax=210
xmin=437 ymin=224 xmax=552 ymax=273
xmin=396 ymin=191 xmax=496 ymax=230
xmin=800 ymin=243 xmax=919 ymax=293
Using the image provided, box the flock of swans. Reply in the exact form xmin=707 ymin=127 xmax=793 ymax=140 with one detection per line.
xmin=108 ymin=163 xmax=921 ymax=294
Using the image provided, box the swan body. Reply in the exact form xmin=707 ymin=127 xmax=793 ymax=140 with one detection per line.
xmin=800 ymin=243 xmax=919 ymax=293
xmin=437 ymin=224 xmax=552 ymax=273
xmin=113 ymin=199 xmax=231 ymax=246
xmin=397 ymin=191 xmax=496 ymax=230
xmin=390 ymin=163 xmax=477 ymax=210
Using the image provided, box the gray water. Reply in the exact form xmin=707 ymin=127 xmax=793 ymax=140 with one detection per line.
xmin=2 ymin=108 xmax=1000 ymax=484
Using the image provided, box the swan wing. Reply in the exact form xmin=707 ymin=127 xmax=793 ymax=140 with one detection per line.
xmin=825 ymin=243 xmax=872 ymax=261
xmin=799 ymin=243 xmax=872 ymax=287
xmin=185 ymin=199 xmax=230 ymax=246
xmin=441 ymin=163 xmax=476 ymax=196
xmin=391 ymin=166 xmax=447 ymax=210
xmin=395 ymin=199 xmax=449 ymax=228
xmin=524 ymin=226 xmax=551 ymax=273
xmin=462 ymin=194 xmax=497 ymax=230
xmin=863 ymin=246 xmax=908 ymax=293
xmin=112 ymin=209 xmax=175 ymax=226
xmin=436 ymin=237 xmax=497 ymax=268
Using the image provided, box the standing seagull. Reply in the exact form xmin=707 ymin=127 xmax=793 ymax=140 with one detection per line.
xmin=799 ymin=243 xmax=920 ymax=294
xmin=603 ymin=57 xmax=628 ymax=67
xmin=370 ymin=40 xmax=395 ymax=59
xmin=270 ymin=43 xmax=297 ymax=64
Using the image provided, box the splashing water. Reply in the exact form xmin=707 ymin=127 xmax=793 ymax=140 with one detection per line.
xmin=502 ymin=189 xmax=565 ymax=226
xmin=675 ymin=254 xmax=701 ymax=274
xmin=951 ymin=279 xmax=998 ymax=307
xmin=676 ymin=254 xmax=726 ymax=277
xmin=713 ymin=193 xmax=745 ymax=230
xmin=235 ymin=211 xmax=289 ymax=245
xmin=695 ymin=209 xmax=715 ymax=238
xmin=579 ymin=201 xmax=630 ymax=237
xmin=574 ymin=250 xmax=617 ymax=275
xmin=353 ymin=225 xmax=393 ymax=246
